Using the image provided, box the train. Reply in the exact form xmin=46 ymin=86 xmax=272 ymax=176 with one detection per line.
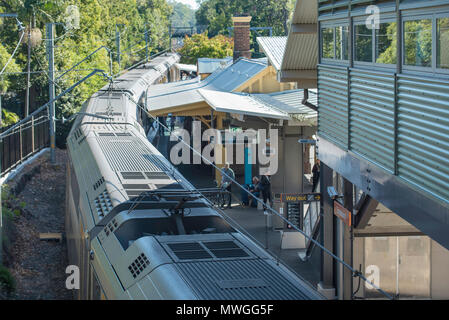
xmin=65 ymin=52 xmax=323 ymax=300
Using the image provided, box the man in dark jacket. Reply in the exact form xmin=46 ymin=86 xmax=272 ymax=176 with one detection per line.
xmin=259 ymin=174 xmax=272 ymax=214
xmin=312 ymin=159 xmax=320 ymax=192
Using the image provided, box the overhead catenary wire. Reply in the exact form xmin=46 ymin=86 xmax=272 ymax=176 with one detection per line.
xmin=114 ymin=85 xmax=393 ymax=300
xmin=0 ymin=31 xmax=25 ymax=76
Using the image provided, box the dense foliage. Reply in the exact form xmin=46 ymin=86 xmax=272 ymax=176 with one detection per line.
xmin=0 ymin=0 xmax=173 ymax=138
xmin=170 ymin=1 xmax=196 ymax=28
xmin=178 ymin=32 xmax=233 ymax=64
xmin=195 ymin=0 xmax=295 ymax=37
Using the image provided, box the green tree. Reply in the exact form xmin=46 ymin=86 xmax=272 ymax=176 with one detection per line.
xmin=170 ymin=1 xmax=196 ymax=28
xmin=0 ymin=0 xmax=173 ymax=141
xmin=178 ymin=32 xmax=233 ymax=64
xmin=195 ymin=0 xmax=295 ymax=37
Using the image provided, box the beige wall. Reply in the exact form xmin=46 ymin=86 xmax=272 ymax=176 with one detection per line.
xmin=431 ymin=240 xmax=449 ymax=299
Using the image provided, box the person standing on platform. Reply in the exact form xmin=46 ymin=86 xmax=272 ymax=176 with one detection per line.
xmin=221 ymin=163 xmax=235 ymax=209
xmin=259 ymin=174 xmax=272 ymax=214
xmin=170 ymin=114 xmax=175 ymax=132
xmin=312 ymin=159 xmax=320 ymax=192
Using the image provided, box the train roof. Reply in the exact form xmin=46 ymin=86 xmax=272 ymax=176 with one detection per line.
xmin=67 ymin=52 xmax=323 ymax=301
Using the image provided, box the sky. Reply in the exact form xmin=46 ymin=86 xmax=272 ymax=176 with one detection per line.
xmin=174 ymin=0 xmax=199 ymax=10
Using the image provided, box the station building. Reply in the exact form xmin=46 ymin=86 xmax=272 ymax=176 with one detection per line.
xmin=272 ymin=0 xmax=449 ymax=299
xmin=257 ymin=0 xmax=449 ymax=299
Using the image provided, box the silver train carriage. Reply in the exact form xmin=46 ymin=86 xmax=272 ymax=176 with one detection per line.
xmin=65 ymin=53 xmax=323 ymax=300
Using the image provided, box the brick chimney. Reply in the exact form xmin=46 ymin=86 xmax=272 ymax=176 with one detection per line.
xmin=232 ymin=15 xmax=252 ymax=61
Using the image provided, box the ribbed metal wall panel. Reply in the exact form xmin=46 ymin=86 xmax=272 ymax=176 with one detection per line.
xmin=176 ymin=259 xmax=318 ymax=300
xmin=397 ymin=76 xmax=449 ymax=202
xmin=318 ymin=65 xmax=348 ymax=149
xmin=349 ymin=70 xmax=395 ymax=172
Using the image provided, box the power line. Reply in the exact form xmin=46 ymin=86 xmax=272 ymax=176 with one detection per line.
xmin=0 ymin=31 xmax=25 ymax=76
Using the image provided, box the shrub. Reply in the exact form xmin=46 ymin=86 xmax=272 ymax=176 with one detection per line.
xmin=0 ymin=265 xmax=16 ymax=296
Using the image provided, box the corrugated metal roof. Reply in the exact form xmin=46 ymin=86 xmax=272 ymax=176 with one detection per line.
xmin=280 ymin=0 xmax=318 ymax=71
xmin=252 ymin=89 xmax=317 ymax=124
xmin=292 ymin=0 xmax=318 ymax=24
xmin=175 ymin=259 xmax=322 ymax=300
xmin=198 ymin=89 xmax=290 ymax=120
xmin=257 ymin=37 xmax=287 ymax=71
xmin=282 ymin=33 xmax=318 ymax=70
xmin=197 ymin=57 xmax=233 ymax=74
xmin=269 ymin=89 xmax=318 ymax=112
xmin=147 ymin=58 xmax=268 ymax=112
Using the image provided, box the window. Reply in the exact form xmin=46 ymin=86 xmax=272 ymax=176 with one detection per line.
xmin=376 ymin=22 xmax=397 ymax=64
xmin=354 ymin=22 xmax=396 ymax=64
xmin=354 ymin=24 xmax=372 ymax=62
xmin=321 ymin=27 xmax=334 ymax=59
xmin=404 ymin=19 xmax=432 ymax=67
xmin=336 ymin=26 xmax=349 ymax=60
xmin=437 ymin=18 xmax=449 ymax=69
xmin=321 ymin=26 xmax=349 ymax=61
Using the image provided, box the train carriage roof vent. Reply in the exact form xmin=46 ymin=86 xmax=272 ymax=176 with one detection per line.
xmin=145 ymin=172 xmax=170 ymax=179
xmin=128 ymin=253 xmax=150 ymax=279
xmin=155 ymin=183 xmax=184 ymax=190
xmin=121 ymin=172 xmax=146 ymax=179
xmin=94 ymin=190 xmax=114 ymax=218
xmin=166 ymin=241 xmax=250 ymax=261
xmin=204 ymin=241 xmax=249 ymax=258
xmin=167 ymin=242 xmax=213 ymax=260
xmin=104 ymin=218 xmax=118 ymax=237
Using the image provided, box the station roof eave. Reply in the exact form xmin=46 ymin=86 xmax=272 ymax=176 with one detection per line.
xmin=258 ymin=0 xmax=318 ymax=87
xmin=256 ymin=37 xmax=287 ymax=72
xmin=198 ymin=89 xmax=290 ymax=121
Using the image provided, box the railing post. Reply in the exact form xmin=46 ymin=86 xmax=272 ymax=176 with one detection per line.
xmin=31 ymin=115 xmax=35 ymax=153
xmin=47 ymin=23 xmax=56 ymax=164
xmin=19 ymin=124 xmax=23 ymax=163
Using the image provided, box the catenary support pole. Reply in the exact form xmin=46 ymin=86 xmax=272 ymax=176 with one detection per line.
xmin=46 ymin=23 xmax=56 ymax=164
xmin=116 ymin=24 xmax=121 ymax=68
xmin=144 ymin=24 xmax=149 ymax=62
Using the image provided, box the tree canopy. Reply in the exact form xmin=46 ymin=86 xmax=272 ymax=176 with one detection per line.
xmin=0 ymin=0 xmax=173 ymax=134
xmin=195 ymin=0 xmax=295 ymax=37
xmin=178 ymin=32 xmax=233 ymax=64
xmin=169 ymin=1 xmax=196 ymax=28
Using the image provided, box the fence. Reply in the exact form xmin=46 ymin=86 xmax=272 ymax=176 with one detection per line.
xmin=0 ymin=107 xmax=50 ymax=177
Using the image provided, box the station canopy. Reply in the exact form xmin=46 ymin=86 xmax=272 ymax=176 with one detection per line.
xmin=145 ymin=58 xmax=268 ymax=115
xmin=145 ymin=56 xmax=317 ymax=126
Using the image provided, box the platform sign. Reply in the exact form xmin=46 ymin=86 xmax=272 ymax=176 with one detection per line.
xmin=280 ymin=193 xmax=321 ymax=203
xmin=334 ymin=201 xmax=351 ymax=226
